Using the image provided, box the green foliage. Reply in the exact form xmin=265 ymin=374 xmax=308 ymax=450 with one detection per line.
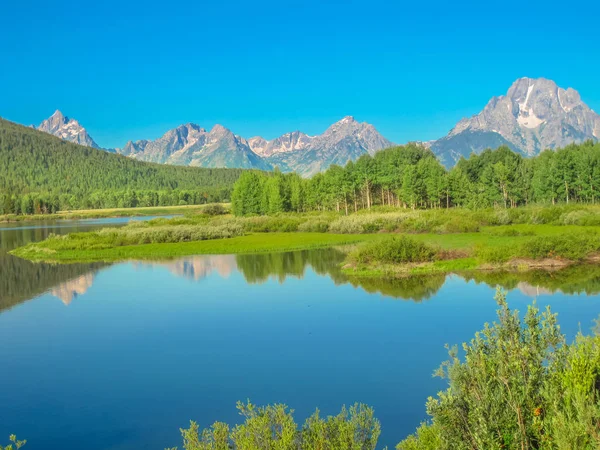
xmin=202 ymin=204 xmax=229 ymax=216
xmin=297 ymin=219 xmax=330 ymax=233
xmin=520 ymin=233 xmax=600 ymax=261
xmin=229 ymin=142 xmax=600 ymax=217
xmin=350 ymin=236 xmax=437 ymax=265
xmin=397 ymin=290 xmax=600 ymax=450
xmin=0 ymin=119 xmax=242 ymax=215
xmin=0 ymin=435 xmax=26 ymax=450
xmin=172 ymin=401 xmax=381 ymax=450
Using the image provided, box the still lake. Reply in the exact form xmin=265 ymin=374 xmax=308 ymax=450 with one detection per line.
xmin=1 ymin=218 xmax=600 ymax=449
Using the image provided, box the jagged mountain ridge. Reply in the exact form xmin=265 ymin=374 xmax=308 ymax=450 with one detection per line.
xmin=118 ymin=116 xmax=393 ymax=175
xmin=431 ymin=77 xmax=600 ymax=166
xmin=34 ymin=111 xmax=394 ymax=174
xmin=37 ymin=110 xmax=101 ymax=149
xmin=121 ymin=123 xmax=271 ymax=170
xmin=35 ymin=77 xmax=599 ymax=173
xmin=262 ymin=116 xmax=394 ymax=176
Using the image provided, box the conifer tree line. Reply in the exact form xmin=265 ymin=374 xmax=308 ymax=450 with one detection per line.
xmin=232 ymin=141 xmax=600 ymax=215
xmin=0 ymin=119 xmax=243 ymax=215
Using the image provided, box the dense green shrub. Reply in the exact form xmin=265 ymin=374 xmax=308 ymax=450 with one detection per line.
xmin=397 ymin=290 xmax=600 ymax=450
xmin=350 ymin=236 xmax=437 ymax=265
xmin=170 ymin=401 xmax=380 ymax=450
xmin=202 ymin=204 xmax=229 ymax=216
xmin=521 ymin=234 xmax=600 ymax=261
xmin=473 ymin=244 xmax=514 ymax=264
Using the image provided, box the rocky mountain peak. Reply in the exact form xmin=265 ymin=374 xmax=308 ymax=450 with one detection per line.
xmin=37 ymin=110 xmax=99 ymax=149
xmin=433 ymin=77 xmax=600 ymax=166
xmin=209 ymin=124 xmax=230 ymax=135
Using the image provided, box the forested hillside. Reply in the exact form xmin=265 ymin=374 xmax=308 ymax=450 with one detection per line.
xmin=232 ymin=141 xmax=600 ymax=215
xmin=0 ymin=119 xmax=244 ymax=214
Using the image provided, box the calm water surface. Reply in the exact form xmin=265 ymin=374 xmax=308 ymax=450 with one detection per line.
xmin=1 ymin=219 xmax=600 ymax=449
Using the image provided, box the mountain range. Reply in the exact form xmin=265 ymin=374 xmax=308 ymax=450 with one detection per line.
xmin=33 ymin=77 xmax=600 ymax=173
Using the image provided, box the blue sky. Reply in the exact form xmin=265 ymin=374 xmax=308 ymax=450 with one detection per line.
xmin=1 ymin=0 xmax=599 ymax=149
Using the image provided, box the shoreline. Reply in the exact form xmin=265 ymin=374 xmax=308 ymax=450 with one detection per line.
xmin=0 ymin=204 xmax=224 ymax=224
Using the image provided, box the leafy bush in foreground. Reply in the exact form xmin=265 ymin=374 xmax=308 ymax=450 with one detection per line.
xmin=350 ymin=236 xmax=437 ymax=265
xmin=169 ymin=401 xmax=380 ymax=450
xmin=397 ymin=290 xmax=600 ymax=450
xmin=0 ymin=435 xmax=26 ymax=450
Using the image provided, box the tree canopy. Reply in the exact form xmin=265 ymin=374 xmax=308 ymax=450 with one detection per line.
xmin=231 ymin=142 xmax=600 ymax=215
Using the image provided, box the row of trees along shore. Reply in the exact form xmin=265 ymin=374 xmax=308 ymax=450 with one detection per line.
xmin=0 ymin=188 xmax=230 ymax=216
xmin=232 ymin=141 xmax=600 ymax=215
xmin=0 ymin=118 xmax=242 ymax=215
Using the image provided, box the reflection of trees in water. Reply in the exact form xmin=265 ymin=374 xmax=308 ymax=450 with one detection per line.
xmin=5 ymin=239 xmax=600 ymax=313
xmin=236 ymin=249 xmax=446 ymax=301
xmin=346 ymin=274 xmax=447 ymax=302
xmin=235 ymin=248 xmax=347 ymax=284
xmin=0 ymin=252 xmax=105 ymax=312
xmin=461 ymin=265 xmax=600 ymax=297
xmin=236 ymin=250 xmax=600 ymax=301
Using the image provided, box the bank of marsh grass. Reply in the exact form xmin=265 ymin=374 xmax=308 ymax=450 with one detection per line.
xmin=11 ymin=205 xmax=600 ymax=271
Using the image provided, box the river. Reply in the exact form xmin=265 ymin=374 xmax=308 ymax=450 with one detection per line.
xmin=1 ymin=218 xmax=600 ymax=449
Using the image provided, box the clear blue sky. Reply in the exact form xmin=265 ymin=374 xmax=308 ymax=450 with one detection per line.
xmin=1 ymin=0 xmax=599 ymax=149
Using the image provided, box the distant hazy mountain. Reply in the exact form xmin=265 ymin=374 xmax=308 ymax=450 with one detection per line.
xmin=259 ymin=116 xmax=394 ymax=176
xmin=37 ymin=110 xmax=101 ymax=149
xmin=120 ymin=116 xmax=392 ymax=174
xmin=119 ymin=123 xmax=271 ymax=170
xmin=431 ymin=77 xmax=600 ymax=166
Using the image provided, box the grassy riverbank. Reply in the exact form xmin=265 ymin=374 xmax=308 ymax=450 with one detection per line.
xmin=10 ymin=206 xmax=600 ymax=272
xmin=343 ymin=227 xmax=600 ymax=277
xmin=0 ymin=204 xmax=225 ymax=223
xmin=11 ymin=232 xmax=379 ymax=262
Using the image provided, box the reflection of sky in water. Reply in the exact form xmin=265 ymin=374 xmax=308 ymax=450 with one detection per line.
xmin=1 ymin=251 xmax=600 ymax=450
xmin=0 ymin=214 xmax=178 ymax=232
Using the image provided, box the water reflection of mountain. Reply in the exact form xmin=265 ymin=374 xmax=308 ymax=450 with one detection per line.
xmin=50 ymin=273 xmax=96 ymax=305
xmin=138 ymin=255 xmax=237 ymax=281
xmin=0 ymin=252 xmax=105 ymax=312
xmin=463 ymin=266 xmax=600 ymax=297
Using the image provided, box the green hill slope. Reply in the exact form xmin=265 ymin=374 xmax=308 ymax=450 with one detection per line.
xmin=0 ymin=118 xmax=245 ymax=213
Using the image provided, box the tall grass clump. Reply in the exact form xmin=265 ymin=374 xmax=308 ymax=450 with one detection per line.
xmin=350 ymin=236 xmax=437 ymax=265
xmin=25 ymin=223 xmax=245 ymax=252
xmin=297 ymin=219 xmax=330 ymax=233
xmin=329 ymin=213 xmax=408 ymax=233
